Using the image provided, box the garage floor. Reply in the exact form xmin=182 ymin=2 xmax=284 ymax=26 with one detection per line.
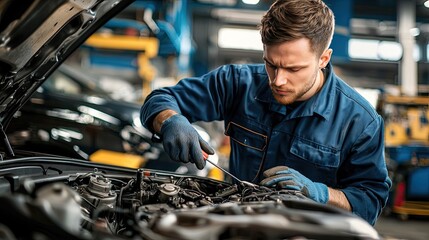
xmin=375 ymin=215 xmax=429 ymax=240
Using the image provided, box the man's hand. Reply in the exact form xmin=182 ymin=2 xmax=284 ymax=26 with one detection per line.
xmin=160 ymin=114 xmax=214 ymax=170
xmin=260 ymin=166 xmax=329 ymax=203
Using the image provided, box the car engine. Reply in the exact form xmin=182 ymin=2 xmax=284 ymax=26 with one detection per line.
xmin=0 ymin=168 xmax=380 ymax=240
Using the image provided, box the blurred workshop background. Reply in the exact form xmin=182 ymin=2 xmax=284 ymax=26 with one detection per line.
xmin=50 ymin=0 xmax=429 ymax=239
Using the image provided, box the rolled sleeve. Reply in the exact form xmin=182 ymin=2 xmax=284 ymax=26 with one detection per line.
xmin=140 ymin=92 xmax=183 ymax=131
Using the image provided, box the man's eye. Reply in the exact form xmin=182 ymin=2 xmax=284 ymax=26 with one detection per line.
xmin=290 ymin=68 xmax=301 ymax=72
xmin=267 ymin=64 xmax=277 ymax=69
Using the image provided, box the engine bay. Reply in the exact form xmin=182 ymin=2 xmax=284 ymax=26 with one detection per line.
xmin=0 ymin=166 xmax=380 ymax=240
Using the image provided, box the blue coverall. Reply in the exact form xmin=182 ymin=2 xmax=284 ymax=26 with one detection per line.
xmin=141 ymin=62 xmax=392 ymax=225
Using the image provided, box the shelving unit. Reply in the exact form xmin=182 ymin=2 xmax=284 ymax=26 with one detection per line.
xmin=380 ymin=95 xmax=429 ymax=220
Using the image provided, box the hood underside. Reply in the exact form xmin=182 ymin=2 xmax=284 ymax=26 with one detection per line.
xmin=0 ymin=0 xmax=133 ymax=126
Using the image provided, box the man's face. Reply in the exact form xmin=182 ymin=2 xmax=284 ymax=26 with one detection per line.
xmin=263 ymin=38 xmax=331 ymax=105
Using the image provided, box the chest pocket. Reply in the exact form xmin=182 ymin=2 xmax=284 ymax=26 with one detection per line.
xmin=225 ymin=122 xmax=267 ymax=151
xmin=290 ymin=137 xmax=340 ymax=168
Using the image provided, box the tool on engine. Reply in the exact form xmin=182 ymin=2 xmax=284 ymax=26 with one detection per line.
xmin=202 ymin=151 xmax=257 ymax=188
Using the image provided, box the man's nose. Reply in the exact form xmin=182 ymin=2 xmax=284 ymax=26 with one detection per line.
xmin=272 ymin=68 xmax=288 ymax=86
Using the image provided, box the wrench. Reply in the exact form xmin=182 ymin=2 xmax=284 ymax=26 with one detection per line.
xmin=202 ymin=151 xmax=257 ymax=187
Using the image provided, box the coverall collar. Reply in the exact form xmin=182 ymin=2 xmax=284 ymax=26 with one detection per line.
xmin=255 ymin=62 xmax=335 ymax=121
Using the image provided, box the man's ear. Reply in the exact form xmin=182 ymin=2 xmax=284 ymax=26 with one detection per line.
xmin=319 ymin=48 xmax=332 ymax=68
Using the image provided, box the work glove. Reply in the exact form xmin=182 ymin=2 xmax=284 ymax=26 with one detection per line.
xmin=260 ymin=166 xmax=329 ymax=203
xmin=160 ymin=114 xmax=214 ymax=170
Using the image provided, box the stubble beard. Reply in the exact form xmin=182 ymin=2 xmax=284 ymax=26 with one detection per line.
xmin=271 ymin=69 xmax=319 ymax=105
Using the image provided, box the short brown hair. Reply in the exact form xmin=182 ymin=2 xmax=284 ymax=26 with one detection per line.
xmin=260 ymin=0 xmax=335 ymax=56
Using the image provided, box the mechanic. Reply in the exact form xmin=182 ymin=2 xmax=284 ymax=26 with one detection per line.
xmin=140 ymin=0 xmax=391 ymax=225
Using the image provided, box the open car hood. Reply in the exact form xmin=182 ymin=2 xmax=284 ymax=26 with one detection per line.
xmin=0 ymin=0 xmax=133 ymax=127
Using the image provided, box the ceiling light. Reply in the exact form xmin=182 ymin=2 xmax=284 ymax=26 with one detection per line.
xmin=242 ymin=0 xmax=259 ymax=5
xmin=410 ymin=27 xmax=420 ymax=36
xmin=218 ymin=28 xmax=263 ymax=50
xmin=425 ymin=0 xmax=429 ymax=8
